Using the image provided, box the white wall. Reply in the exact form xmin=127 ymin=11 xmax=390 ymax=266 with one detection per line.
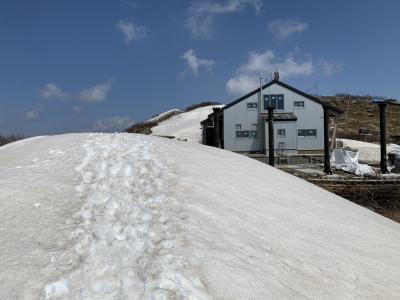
xmin=265 ymin=120 xmax=297 ymax=154
xmin=262 ymin=84 xmax=324 ymax=151
xmin=223 ymin=83 xmax=325 ymax=153
xmin=223 ymin=92 xmax=261 ymax=152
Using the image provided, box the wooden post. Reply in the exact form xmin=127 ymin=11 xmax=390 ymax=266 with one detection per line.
xmin=330 ymin=115 xmax=338 ymax=149
xmin=323 ymin=106 xmax=332 ymax=174
xmin=379 ymin=103 xmax=388 ymax=174
xmin=267 ymin=106 xmax=275 ymax=166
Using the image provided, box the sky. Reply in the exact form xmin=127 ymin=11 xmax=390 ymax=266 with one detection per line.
xmin=1 ymin=0 xmax=400 ymax=135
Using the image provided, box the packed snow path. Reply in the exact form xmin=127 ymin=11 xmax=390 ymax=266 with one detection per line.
xmin=1 ymin=133 xmax=400 ymax=299
xmin=45 ymin=134 xmax=210 ymax=299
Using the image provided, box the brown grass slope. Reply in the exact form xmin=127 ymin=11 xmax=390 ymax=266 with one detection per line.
xmin=322 ymin=96 xmax=400 ymax=143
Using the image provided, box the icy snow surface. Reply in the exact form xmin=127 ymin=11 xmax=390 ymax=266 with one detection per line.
xmin=151 ymin=105 xmax=223 ymax=143
xmin=1 ymin=133 xmax=400 ymax=299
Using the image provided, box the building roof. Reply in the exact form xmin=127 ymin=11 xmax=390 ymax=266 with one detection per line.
xmin=261 ymin=112 xmax=298 ymax=121
xmin=223 ymin=79 xmax=343 ymax=114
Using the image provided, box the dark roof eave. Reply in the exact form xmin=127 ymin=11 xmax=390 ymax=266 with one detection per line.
xmin=223 ymin=79 xmax=343 ymax=114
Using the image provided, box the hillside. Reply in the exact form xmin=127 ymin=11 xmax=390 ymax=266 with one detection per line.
xmin=150 ymin=105 xmax=224 ymax=142
xmin=125 ymin=102 xmax=221 ymax=138
xmin=323 ymin=96 xmax=400 ymax=143
xmin=1 ymin=133 xmax=400 ymax=298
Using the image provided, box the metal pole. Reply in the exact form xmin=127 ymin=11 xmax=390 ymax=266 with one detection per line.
xmin=379 ymin=103 xmax=388 ymax=174
xmin=323 ymin=106 xmax=332 ymax=174
xmin=267 ymin=106 xmax=275 ymax=166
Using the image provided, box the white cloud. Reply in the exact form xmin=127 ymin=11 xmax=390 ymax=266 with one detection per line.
xmin=226 ymin=49 xmax=313 ymax=95
xmin=226 ymin=74 xmax=260 ymax=95
xmin=318 ymin=58 xmax=344 ymax=76
xmin=78 ymin=81 xmax=113 ymax=103
xmin=72 ymin=105 xmax=83 ymax=113
xmin=40 ymin=83 xmax=67 ymax=99
xmin=268 ymin=19 xmax=308 ymax=39
xmin=182 ymin=49 xmax=214 ymax=76
xmin=94 ymin=116 xmax=135 ymax=132
xmin=25 ymin=105 xmax=43 ymax=120
xmin=187 ymin=0 xmax=262 ymax=37
xmin=116 ymin=20 xmax=149 ymax=43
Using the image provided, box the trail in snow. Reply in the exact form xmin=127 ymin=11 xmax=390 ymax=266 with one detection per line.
xmin=45 ymin=134 xmax=210 ymax=299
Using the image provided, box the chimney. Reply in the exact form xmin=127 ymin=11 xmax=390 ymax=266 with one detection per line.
xmin=274 ymin=68 xmax=279 ymax=80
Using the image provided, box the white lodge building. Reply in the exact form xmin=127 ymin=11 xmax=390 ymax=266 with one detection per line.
xmin=201 ymin=77 xmax=342 ymax=155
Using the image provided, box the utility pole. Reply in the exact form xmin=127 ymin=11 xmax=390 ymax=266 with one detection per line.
xmin=267 ymin=106 xmax=275 ymax=166
xmin=323 ymin=106 xmax=332 ymax=174
xmin=378 ymin=102 xmax=389 ymax=174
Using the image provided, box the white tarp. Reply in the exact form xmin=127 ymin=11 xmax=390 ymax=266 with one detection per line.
xmin=388 ymin=144 xmax=400 ymax=156
xmin=331 ymin=149 xmax=375 ymax=176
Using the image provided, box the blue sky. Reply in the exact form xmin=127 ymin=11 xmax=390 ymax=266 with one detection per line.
xmin=1 ymin=0 xmax=400 ymax=135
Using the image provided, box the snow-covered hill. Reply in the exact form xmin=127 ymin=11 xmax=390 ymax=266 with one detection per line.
xmin=150 ymin=105 xmax=223 ymax=143
xmin=1 ymin=133 xmax=400 ymax=299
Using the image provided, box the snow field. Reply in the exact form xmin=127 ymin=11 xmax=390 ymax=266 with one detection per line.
xmin=1 ymin=133 xmax=400 ymax=299
xmin=151 ymin=105 xmax=223 ymax=143
xmin=147 ymin=109 xmax=182 ymax=123
xmin=44 ymin=134 xmax=210 ymax=299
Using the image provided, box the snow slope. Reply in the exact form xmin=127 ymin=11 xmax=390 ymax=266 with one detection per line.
xmin=1 ymin=133 xmax=400 ymax=299
xmin=147 ymin=109 xmax=182 ymax=123
xmin=339 ymin=138 xmax=400 ymax=163
xmin=151 ymin=105 xmax=223 ymax=143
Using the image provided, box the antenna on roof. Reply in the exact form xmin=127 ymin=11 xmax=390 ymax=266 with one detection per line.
xmin=274 ymin=66 xmax=279 ymax=80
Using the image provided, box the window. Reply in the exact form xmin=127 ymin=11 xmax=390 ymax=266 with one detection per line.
xmin=306 ymin=129 xmax=317 ymax=137
xmin=235 ymin=124 xmax=242 ymax=130
xmin=236 ymin=130 xmax=257 ymax=139
xmin=236 ymin=131 xmax=250 ymax=138
xmin=294 ymin=101 xmax=305 ymax=109
xmin=251 ymin=124 xmax=258 ymax=130
xmin=298 ymin=129 xmax=317 ymax=138
xmin=264 ymin=94 xmax=284 ymax=110
xmin=247 ymin=102 xmax=257 ymax=109
xmin=277 ymin=129 xmax=286 ymax=137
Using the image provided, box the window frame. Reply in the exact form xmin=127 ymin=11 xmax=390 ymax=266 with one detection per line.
xmin=298 ymin=129 xmax=306 ymax=137
xmin=246 ymin=102 xmax=258 ymax=109
xmin=263 ymin=94 xmax=284 ymax=111
xmin=298 ymin=129 xmax=317 ymax=138
xmin=305 ymin=129 xmax=317 ymax=138
xmin=277 ymin=129 xmax=286 ymax=138
xmin=294 ymin=101 xmax=305 ymax=109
